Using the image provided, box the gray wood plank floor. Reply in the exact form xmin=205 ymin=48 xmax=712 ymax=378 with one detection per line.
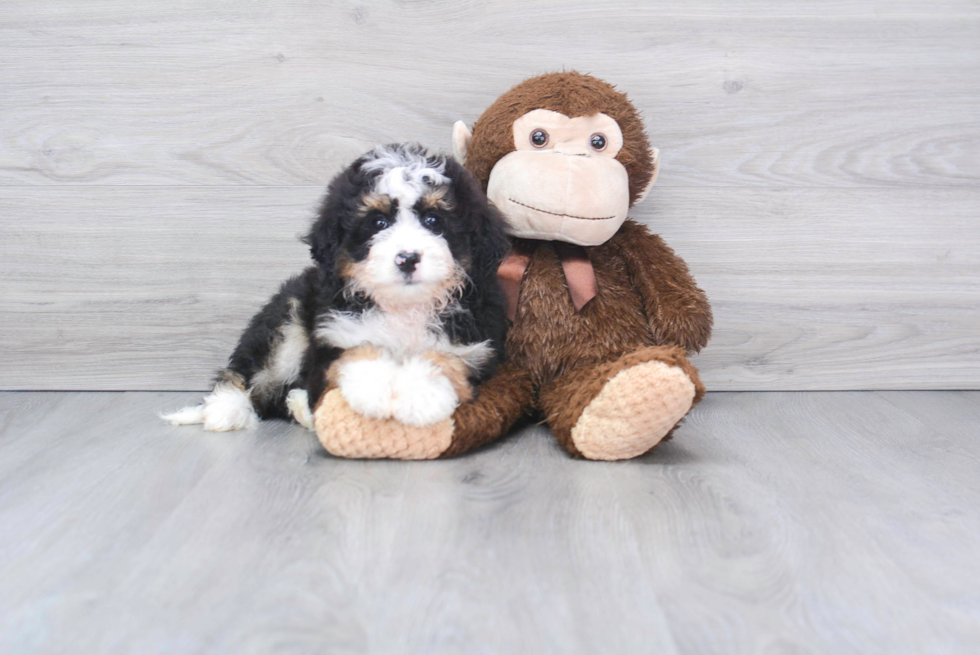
xmin=1 ymin=391 xmax=978 ymax=654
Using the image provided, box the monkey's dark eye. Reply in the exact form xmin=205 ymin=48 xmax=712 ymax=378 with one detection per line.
xmin=421 ymin=213 xmax=443 ymax=231
xmin=373 ymin=216 xmax=390 ymax=230
xmin=530 ymin=129 xmax=549 ymax=148
xmin=590 ymin=133 xmax=607 ymax=151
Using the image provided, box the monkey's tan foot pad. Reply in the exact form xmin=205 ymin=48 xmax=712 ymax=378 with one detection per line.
xmin=570 ymin=361 xmax=696 ymax=461
xmin=314 ymin=389 xmax=453 ymax=460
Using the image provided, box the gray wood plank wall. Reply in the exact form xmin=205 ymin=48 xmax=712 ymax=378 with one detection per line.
xmin=2 ymin=1 xmax=979 ymax=390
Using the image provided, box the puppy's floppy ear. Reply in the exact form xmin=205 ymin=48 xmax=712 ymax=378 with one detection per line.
xmin=304 ymin=197 xmax=340 ymax=271
xmin=304 ymin=162 xmax=360 ymax=272
xmin=446 ymin=156 xmax=510 ymax=283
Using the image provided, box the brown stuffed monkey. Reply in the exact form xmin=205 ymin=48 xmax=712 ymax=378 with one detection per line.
xmin=312 ymin=72 xmax=712 ymax=460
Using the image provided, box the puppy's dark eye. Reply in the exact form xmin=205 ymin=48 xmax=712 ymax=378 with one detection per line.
xmin=530 ymin=129 xmax=548 ymax=148
xmin=590 ymin=133 xmax=607 ymax=151
xmin=373 ymin=216 xmax=390 ymax=230
xmin=421 ymin=213 xmax=443 ymax=231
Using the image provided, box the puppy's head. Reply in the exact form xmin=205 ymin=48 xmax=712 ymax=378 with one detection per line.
xmin=307 ymin=143 xmax=509 ymax=310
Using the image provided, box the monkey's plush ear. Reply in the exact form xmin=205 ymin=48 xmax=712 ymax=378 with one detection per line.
xmin=633 ymin=147 xmax=660 ymax=206
xmin=452 ymin=121 xmax=472 ymax=164
xmin=303 ymin=160 xmax=364 ymax=273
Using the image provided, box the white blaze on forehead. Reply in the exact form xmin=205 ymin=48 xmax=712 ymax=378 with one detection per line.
xmin=361 ymin=145 xmax=449 ymax=212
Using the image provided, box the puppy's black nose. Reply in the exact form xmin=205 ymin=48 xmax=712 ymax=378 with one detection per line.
xmin=395 ymin=251 xmax=421 ymax=273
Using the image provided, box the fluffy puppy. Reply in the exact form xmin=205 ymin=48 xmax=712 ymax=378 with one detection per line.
xmin=163 ymin=143 xmax=510 ymax=432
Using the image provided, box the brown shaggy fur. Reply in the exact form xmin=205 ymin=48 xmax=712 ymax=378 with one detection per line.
xmin=441 ymin=362 xmax=535 ymax=457
xmin=436 ymin=72 xmax=712 ymax=459
xmin=442 ymin=223 xmax=711 ymax=459
xmin=539 ymin=345 xmax=706 ymax=457
xmin=466 ymin=71 xmax=654 ymax=207
xmin=502 ymin=228 xmax=711 ymax=387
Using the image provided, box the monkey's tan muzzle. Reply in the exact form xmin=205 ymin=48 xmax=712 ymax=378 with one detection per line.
xmin=487 ymin=150 xmax=631 ymax=247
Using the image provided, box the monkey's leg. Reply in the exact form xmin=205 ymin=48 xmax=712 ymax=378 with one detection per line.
xmin=439 ymin=361 xmax=534 ymax=458
xmin=311 ymin=361 xmax=533 ymax=460
xmin=538 ymin=345 xmax=705 ymax=460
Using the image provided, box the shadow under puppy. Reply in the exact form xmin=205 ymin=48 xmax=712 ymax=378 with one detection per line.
xmin=164 ymin=143 xmax=510 ymax=437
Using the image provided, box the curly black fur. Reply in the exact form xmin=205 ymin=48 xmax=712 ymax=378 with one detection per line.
xmin=220 ymin=144 xmax=510 ymax=421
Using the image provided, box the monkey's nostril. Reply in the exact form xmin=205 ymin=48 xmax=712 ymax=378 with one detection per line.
xmin=395 ymin=251 xmax=421 ymax=274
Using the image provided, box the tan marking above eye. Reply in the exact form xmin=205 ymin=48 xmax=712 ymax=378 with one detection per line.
xmin=360 ymin=193 xmax=392 ymax=215
xmin=420 ymin=188 xmax=452 ymax=211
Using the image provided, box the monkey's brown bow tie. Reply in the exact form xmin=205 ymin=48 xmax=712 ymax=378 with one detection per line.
xmin=497 ymin=242 xmax=598 ymax=322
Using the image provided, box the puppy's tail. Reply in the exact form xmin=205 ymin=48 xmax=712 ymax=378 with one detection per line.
xmin=160 ymin=404 xmax=206 ymax=425
xmin=160 ymin=380 xmax=259 ymax=432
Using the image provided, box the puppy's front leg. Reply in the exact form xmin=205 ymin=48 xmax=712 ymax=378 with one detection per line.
xmin=327 ymin=344 xmax=397 ymax=420
xmin=390 ymin=352 xmax=473 ymax=427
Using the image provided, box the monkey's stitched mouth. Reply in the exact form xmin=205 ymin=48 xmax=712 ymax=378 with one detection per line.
xmin=508 ymin=198 xmax=615 ymax=221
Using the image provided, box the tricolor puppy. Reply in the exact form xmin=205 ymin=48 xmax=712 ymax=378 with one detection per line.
xmin=163 ymin=144 xmax=510 ymax=432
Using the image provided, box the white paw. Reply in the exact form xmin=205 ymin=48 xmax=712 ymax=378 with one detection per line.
xmin=202 ymin=384 xmax=259 ymax=431
xmin=162 ymin=383 xmax=258 ymax=432
xmin=337 ymin=356 xmax=397 ymax=420
xmin=285 ymin=389 xmax=314 ymax=430
xmin=390 ymin=357 xmax=459 ymax=427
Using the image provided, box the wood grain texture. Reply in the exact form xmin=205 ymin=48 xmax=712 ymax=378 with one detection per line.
xmin=2 ymin=186 xmax=977 ymax=390
xmin=0 ymin=390 xmax=978 ymax=653
xmin=0 ymin=186 xmax=316 ymax=390
xmin=2 ymin=1 xmax=979 ymax=390
xmin=0 ymin=2 xmax=978 ymax=188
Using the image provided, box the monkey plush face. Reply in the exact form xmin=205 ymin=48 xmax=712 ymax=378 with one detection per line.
xmin=453 ymin=72 xmax=660 ymax=247
xmin=486 ymin=108 xmax=631 ymax=245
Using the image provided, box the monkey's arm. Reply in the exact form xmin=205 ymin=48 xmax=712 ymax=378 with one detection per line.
xmin=615 ymin=220 xmax=713 ymax=353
